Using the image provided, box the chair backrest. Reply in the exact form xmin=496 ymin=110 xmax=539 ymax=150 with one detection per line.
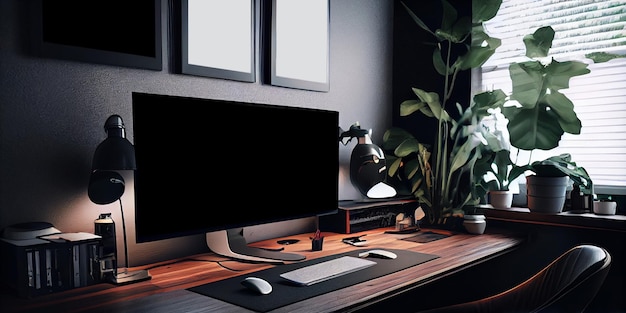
xmin=417 ymin=244 xmax=611 ymax=313
xmin=531 ymin=244 xmax=612 ymax=312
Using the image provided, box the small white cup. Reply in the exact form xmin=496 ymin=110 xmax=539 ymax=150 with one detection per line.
xmin=593 ymin=201 xmax=617 ymax=215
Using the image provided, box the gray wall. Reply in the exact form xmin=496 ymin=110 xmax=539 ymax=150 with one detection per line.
xmin=0 ymin=0 xmax=394 ymax=265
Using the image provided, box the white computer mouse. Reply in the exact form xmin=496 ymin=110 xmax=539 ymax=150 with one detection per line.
xmin=358 ymin=249 xmax=397 ymax=259
xmin=241 ymin=276 xmax=273 ymax=295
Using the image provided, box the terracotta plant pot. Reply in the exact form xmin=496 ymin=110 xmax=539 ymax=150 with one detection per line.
xmin=526 ymin=175 xmax=569 ymax=213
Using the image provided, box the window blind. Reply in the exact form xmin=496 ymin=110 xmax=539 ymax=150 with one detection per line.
xmin=477 ymin=0 xmax=626 ymax=193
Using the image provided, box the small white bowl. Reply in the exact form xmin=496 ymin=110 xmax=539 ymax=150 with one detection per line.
xmin=593 ymin=201 xmax=617 ymax=215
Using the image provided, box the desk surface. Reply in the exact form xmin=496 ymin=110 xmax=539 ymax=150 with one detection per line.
xmin=3 ymin=227 xmax=523 ymax=313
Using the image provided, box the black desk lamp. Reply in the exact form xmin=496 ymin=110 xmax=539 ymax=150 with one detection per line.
xmin=88 ymin=114 xmax=151 ymax=284
xmin=339 ymin=123 xmax=397 ymax=199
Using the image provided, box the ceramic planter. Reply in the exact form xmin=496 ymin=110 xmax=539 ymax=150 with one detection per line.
xmin=526 ymin=175 xmax=569 ymax=213
xmin=489 ymin=190 xmax=514 ymax=209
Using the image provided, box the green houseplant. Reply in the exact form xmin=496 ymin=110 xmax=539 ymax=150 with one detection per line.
xmin=382 ymin=0 xmax=504 ymax=225
xmin=495 ymin=26 xmax=594 ymax=212
xmin=383 ymin=2 xmax=614 ymax=218
xmin=474 ymin=111 xmax=526 ymax=208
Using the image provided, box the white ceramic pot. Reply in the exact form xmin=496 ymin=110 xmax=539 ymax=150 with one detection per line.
xmin=593 ymin=201 xmax=617 ymax=215
xmin=463 ymin=215 xmax=486 ymax=235
xmin=489 ymin=190 xmax=514 ymax=209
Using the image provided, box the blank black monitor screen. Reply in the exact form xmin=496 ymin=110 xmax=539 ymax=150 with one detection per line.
xmin=131 ymin=92 xmax=338 ymax=261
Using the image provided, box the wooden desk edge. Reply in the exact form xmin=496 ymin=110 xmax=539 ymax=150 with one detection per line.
xmin=2 ymin=227 xmax=524 ymax=313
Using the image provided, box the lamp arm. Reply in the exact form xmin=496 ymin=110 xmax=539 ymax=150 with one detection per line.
xmin=118 ymin=198 xmax=130 ymax=270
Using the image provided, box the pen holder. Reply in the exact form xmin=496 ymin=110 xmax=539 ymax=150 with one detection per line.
xmin=312 ymin=237 xmax=324 ymax=251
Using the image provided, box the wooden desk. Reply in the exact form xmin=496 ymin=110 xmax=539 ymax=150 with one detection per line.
xmin=2 ymin=227 xmax=523 ymax=313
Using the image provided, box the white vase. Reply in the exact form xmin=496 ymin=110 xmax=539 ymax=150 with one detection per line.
xmin=489 ymin=190 xmax=514 ymax=209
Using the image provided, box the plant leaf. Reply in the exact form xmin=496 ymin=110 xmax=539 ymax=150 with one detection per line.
xmin=451 ymin=16 xmax=472 ymax=43
xmin=544 ymin=59 xmax=590 ymax=91
xmin=523 ymin=26 xmax=555 ymax=58
xmin=473 ymin=89 xmax=506 ymax=118
xmin=458 ymin=34 xmax=501 ymax=70
xmin=432 ymin=47 xmax=448 ymax=76
xmin=400 ymin=99 xmax=428 ymax=116
xmin=509 ymin=61 xmax=544 ymax=108
xmin=411 ymin=88 xmax=448 ymax=121
xmin=400 ymin=1 xmax=436 ymax=38
xmin=543 ymin=91 xmax=582 ymax=134
xmin=503 ymin=105 xmax=565 ymax=150
xmin=387 ymin=156 xmax=402 ymax=177
xmin=382 ymin=127 xmax=415 ymax=150
xmin=586 ymin=51 xmax=626 ymax=63
xmin=404 ymin=158 xmax=420 ymax=180
xmin=395 ymin=137 xmax=422 ymax=157
xmin=473 ymin=0 xmax=502 ymax=23
xmin=440 ymin=0 xmax=457 ymax=35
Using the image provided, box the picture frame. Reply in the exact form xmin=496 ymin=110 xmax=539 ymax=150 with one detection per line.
xmin=174 ymin=0 xmax=256 ymax=83
xmin=264 ymin=0 xmax=330 ymax=92
xmin=32 ymin=0 xmax=162 ymax=71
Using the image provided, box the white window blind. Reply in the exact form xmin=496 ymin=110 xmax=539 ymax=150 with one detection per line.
xmin=477 ymin=0 xmax=626 ymax=193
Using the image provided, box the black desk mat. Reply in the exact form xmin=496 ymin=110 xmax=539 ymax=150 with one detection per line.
xmin=188 ymin=248 xmax=439 ymax=312
xmin=401 ymin=231 xmax=451 ymax=243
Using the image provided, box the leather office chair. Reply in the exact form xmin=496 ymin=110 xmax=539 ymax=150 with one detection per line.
xmin=418 ymin=244 xmax=611 ymax=313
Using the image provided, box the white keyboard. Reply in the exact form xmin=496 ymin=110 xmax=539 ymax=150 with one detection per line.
xmin=279 ymin=256 xmax=377 ymax=286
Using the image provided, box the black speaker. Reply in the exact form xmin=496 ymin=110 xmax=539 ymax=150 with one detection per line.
xmin=88 ymin=170 xmax=125 ymax=205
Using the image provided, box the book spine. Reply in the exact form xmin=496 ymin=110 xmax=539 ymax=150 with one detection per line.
xmin=45 ymin=248 xmax=53 ymax=289
xmin=72 ymin=244 xmax=80 ymax=288
xmin=34 ymin=250 xmax=41 ymax=290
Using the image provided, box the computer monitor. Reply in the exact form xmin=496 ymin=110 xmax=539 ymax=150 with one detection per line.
xmin=131 ymin=92 xmax=339 ymax=263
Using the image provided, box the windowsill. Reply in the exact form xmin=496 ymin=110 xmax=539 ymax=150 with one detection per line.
xmin=480 ymin=205 xmax=626 ymax=233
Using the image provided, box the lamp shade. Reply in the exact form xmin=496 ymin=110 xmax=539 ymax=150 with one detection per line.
xmin=88 ymin=115 xmax=135 ymax=205
xmin=88 ymin=170 xmax=125 ymax=205
xmin=91 ymin=115 xmax=136 ymax=171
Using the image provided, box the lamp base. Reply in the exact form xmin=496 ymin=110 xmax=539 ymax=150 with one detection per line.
xmin=111 ymin=269 xmax=151 ymax=285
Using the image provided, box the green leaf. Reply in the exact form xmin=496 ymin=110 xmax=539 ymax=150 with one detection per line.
xmin=388 ymin=157 xmax=403 ymax=177
xmin=458 ymin=34 xmax=501 ymax=70
xmin=586 ymin=51 xmax=626 ymax=63
xmin=473 ymin=0 xmax=502 ymax=23
xmin=411 ymin=88 xmax=448 ymax=120
xmin=382 ymin=127 xmax=415 ymax=150
xmin=448 ymin=133 xmax=482 ymax=176
xmin=440 ymin=0 xmax=457 ymax=35
xmin=543 ymin=92 xmax=582 ymax=134
xmin=523 ymin=26 xmax=555 ymax=58
xmin=544 ymin=59 xmax=590 ymax=91
xmin=472 ymin=89 xmax=506 ymax=117
xmin=400 ymin=99 xmax=427 ymax=116
xmin=404 ymin=158 xmax=421 ymax=180
xmin=400 ymin=1 xmax=436 ymax=37
xmin=509 ymin=61 xmax=544 ymax=108
xmin=451 ymin=16 xmax=472 ymax=43
xmin=432 ymin=47 xmax=448 ymax=76
xmin=503 ymin=105 xmax=565 ymax=150
xmin=531 ymin=154 xmax=591 ymax=187
xmin=395 ymin=137 xmax=422 ymax=157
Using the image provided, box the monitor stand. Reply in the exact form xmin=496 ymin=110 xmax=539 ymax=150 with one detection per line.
xmin=206 ymin=228 xmax=306 ymax=263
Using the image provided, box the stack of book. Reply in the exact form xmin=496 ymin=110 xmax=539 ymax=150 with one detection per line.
xmin=0 ymin=227 xmax=103 ymax=298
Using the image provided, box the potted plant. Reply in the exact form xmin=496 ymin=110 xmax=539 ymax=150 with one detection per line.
xmin=474 ymin=111 xmax=526 ymax=209
xmin=384 ymin=2 xmax=609 ymax=218
xmin=522 ymin=154 xmax=592 ymax=213
xmin=495 ymin=26 xmax=594 ymax=213
xmin=382 ymin=0 xmax=504 ymax=226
